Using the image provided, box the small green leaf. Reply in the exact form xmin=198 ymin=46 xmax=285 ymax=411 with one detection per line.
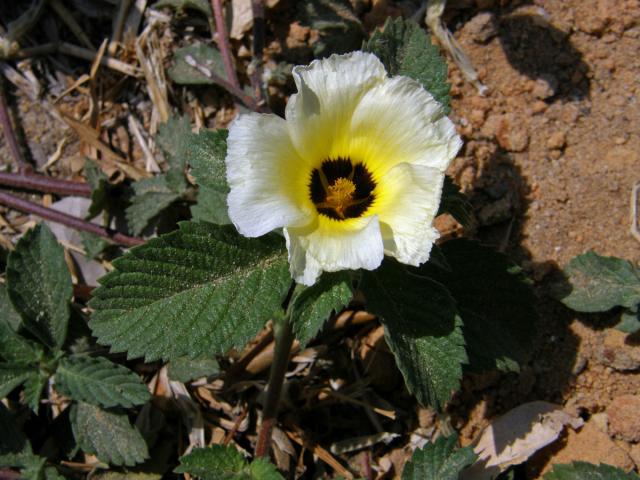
xmin=188 ymin=129 xmax=230 ymax=225
xmin=167 ymin=355 xmax=220 ymax=383
xmin=23 ymin=371 xmax=48 ymax=412
xmin=560 ymin=252 xmax=640 ymax=312
xmin=364 ymin=17 xmax=450 ymax=110
xmin=290 ymin=272 xmax=352 ymax=346
xmin=55 ymin=356 xmax=150 ymax=408
xmin=361 ymin=259 xmax=466 ymax=410
xmin=0 ymin=402 xmax=27 ymax=455
xmin=438 ymin=176 xmax=473 ymax=228
xmin=543 ymin=461 xmax=640 ymax=479
xmin=401 ymin=435 xmax=477 ymax=480
xmin=6 ymin=224 xmax=72 ymax=349
xmin=156 ymin=116 xmax=191 ymax=193
xmin=85 ymin=162 xmax=111 ymax=220
xmin=80 ymin=231 xmax=113 ymax=259
xmin=0 ymin=363 xmax=37 ymax=400
xmin=168 ymin=44 xmax=225 ymax=85
xmin=0 ymin=286 xmax=42 ymax=363
xmin=152 ymin=0 xmax=212 ymax=16
xmin=71 ymin=402 xmax=149 ymax=466
xmin=616 ymin=310 xmax=640 ymax=334
xmin=126 ymin=176 xmax=181 ymax=236
xmin=175 ymin=445 xmax=284 ymax=480
xmin=89 ymin=222 xmax=291 ymax=362
xmin=420 ymin=240 xmax=537 ymax=373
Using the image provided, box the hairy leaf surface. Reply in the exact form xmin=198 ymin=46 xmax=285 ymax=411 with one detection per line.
xmin=544 ymin=461 xmax=640 ymax=479
xmin=0 ymin=364 xmax=36 ymax=400
xmin=55 ymin=356 xmax=150 ymax=408
xmin=0 ymin=286 xmax=42 ymax=363
xmin=90 ymin=222 xmax=291 ymax=361
xmin=175 ymin=445 xmax=284 ymax=480
xmin=364 ymin=17 xmax=450 ymax=110
xmin=290 ymin=272 xmax=352 ymax=346
xmin=361 ymin=259 xmax=466 ymax=409
xmin=6 ymin=224 xmax=72 ymax=349
xmin=402 ymin=435 xmax=476 ymax=480
xmin=560 ymin=252 xmax=640 ymax=312
xmin=71 ymin=402 xmax=149 ymax=466
xmin=420 ymin=240 xmax=537 ymax=372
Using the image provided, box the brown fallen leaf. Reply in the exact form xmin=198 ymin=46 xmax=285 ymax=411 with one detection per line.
xmin=461 ymin=401 xmax=584 ymax=480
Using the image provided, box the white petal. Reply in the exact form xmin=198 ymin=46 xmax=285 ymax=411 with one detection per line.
xmin=285 ymin=52 xmax=388 ymax=164
xmin=348 ymin=76 xmax=462 ymax=176
xmin=377 ymin=162 xmax=444 ymax=266
xmin=226 ymin=113 xmax=313 ymax=237
xmin=284 ymin=216 xmax=384 ymax=285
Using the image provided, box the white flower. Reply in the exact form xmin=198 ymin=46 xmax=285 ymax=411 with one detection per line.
xmin=226 ymin=52 xmax=462 ymax=286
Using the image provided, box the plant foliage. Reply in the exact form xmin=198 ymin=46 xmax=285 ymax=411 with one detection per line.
xmin=401 ymin=435 xmax=477 ymax=480
xmin=89 ymin=222 xmax=291 ymax=361
xmin=543 ymin=461 xmax=640 ymax=479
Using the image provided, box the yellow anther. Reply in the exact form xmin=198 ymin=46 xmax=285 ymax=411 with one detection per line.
xmin=326 ymin=178 xmax=356 ymax=211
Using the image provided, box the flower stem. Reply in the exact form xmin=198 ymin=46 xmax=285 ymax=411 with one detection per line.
xmin=254 ymin=312 xmax=295 ymax=457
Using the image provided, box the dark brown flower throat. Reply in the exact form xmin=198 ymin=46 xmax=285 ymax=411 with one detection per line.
xmin=309 ymin=157 xmax=376 ymax=220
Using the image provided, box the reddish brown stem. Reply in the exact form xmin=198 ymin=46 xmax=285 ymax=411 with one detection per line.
xmin=211 ymin=0 xmax=241 ymax=90
xmin=0 ymin=171 xmax=92 ymax=197
xmin=0 ymin=190 xmax=143 ymax=247
xmin=0 ymin=81 xmax=30 ymax=173
xmin=207 ymin=69 xmax=267 ymax=113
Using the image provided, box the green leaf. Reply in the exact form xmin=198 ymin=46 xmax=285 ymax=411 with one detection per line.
xmin=192 ymin=186 xmax=230 ymax=225
xmin=616 ymin=310 xmax=640 ymax=334
xmin=156 ymin=116 xmax=191 ymax=193
xmin=290 ymin=272 xmax=352 ymax=346
xmin=0 ymin=363 xmax=37 ymax=399
xmin=80 ymin=231 xmax=113 ymax=259
xmin=364 ymin=17 xmax=450 ymax=110
xmin=401 ymin=435 xmax=477 ymax=480
xmin=0 ymin=282 xmax=23 ymax=331
xmin=543 ymin=461 xmax=640 ymax=479
xmin=152 ymin=0 xmax=212 ymax=16
xmin=188 ymin=129 xmax=230 ymax=225
xmin=23 ymin=371 xmax=48 ymax=412
xmin=438 ymin=176 xmax=473 ymax=228
xmin=560 ymin=252 xmax=640 ymax=313
xmin=0 ymin=286 xmax=42 ymax=363
xmin=125 ymin=176 xmax=181 ymax=236
xmin=175 ymin=445 xmax=284 ymax=480
xmin=168 ymin=44 xmax=225 ymax=85
xmin=420 ymin=240 xmax=537 ymax=373
xmin=6 ymin=224 xmax=72 ymax=349
xmin=167 ymin=355 xmax=220 ymax=383
xmin=361 ymin=259 xmax=466 ymax=409
xmin=85 ymin=161 xmax=111 ymax=220
xmin=71 ymin=402 xmax=149 ymax=466
xmin=55 ymin=356 xmax=150 ymax=408
xmin=0 ymin=402 xmax=28 ymax=455
xmin=89 ymin=222 xmax=291 ymax=362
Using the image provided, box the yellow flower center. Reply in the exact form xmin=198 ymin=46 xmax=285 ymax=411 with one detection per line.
xmin=309 ymin=157 xmax=376 ymax=221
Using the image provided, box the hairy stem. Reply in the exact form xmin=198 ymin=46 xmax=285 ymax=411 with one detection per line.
xmin=255 ymin=314 xmax=295 ymax=457
xmin=0 ymin=190 xmax=143 ymax=247
xmin=0 ymin=171 xmax=92 ymax=197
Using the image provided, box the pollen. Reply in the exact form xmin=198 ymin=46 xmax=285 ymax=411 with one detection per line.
xmin=326 ymin=178 xmax=357 ymax=212
xmin=309 ymin=157 xmax=376 ymax=221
